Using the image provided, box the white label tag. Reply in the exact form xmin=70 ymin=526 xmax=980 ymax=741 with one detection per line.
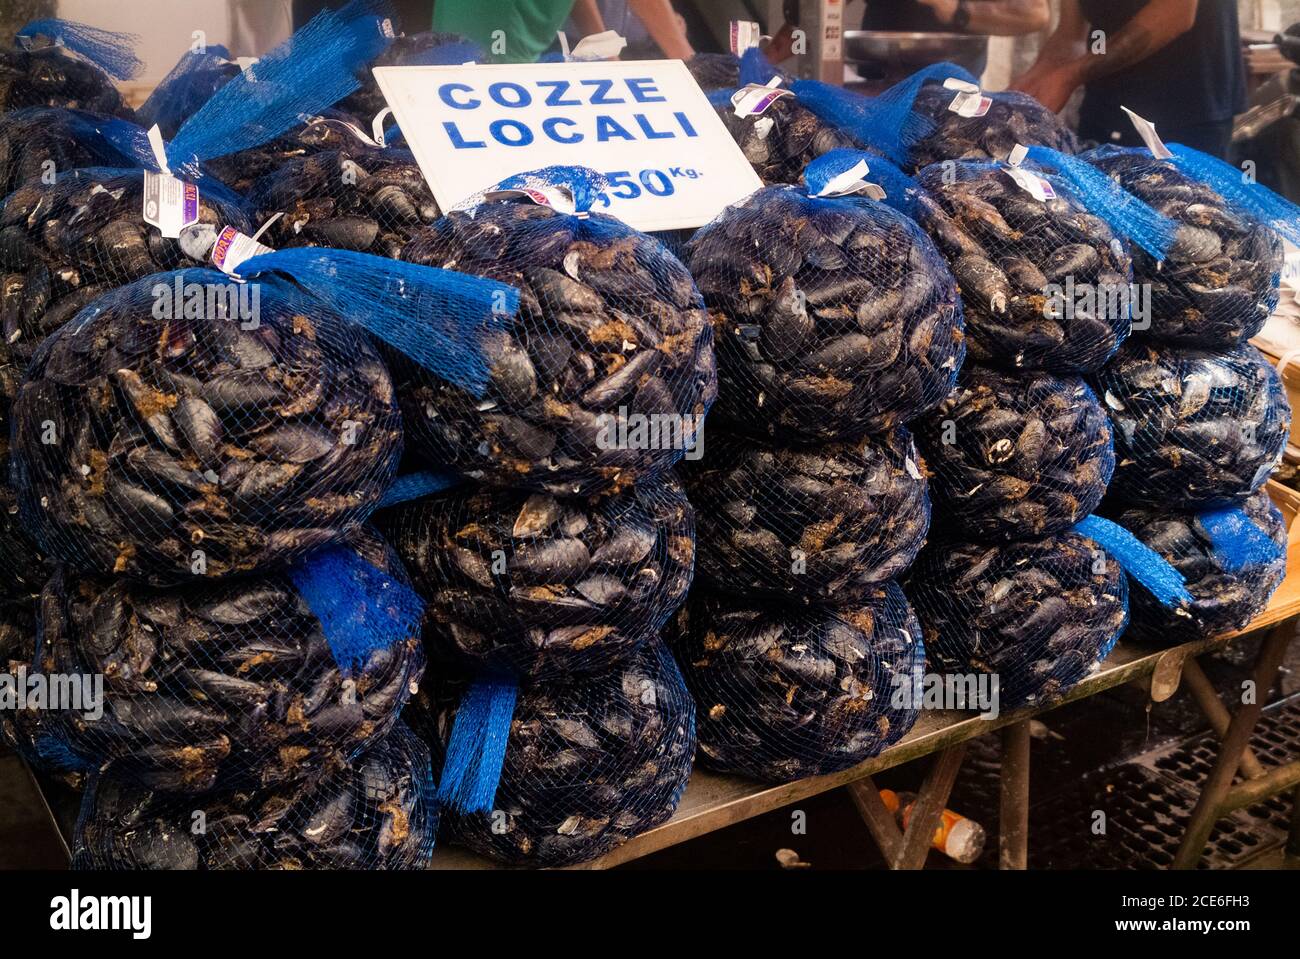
xmin=1121 ymin=106 xmax=1174 ymax=160
xmin=371 ymin=107 xmax=393 ymax=148
xmin=211 ymin=224 xmax=275 ymax=274
xmin=372 ymin=60 xmax=765 ymax=232
xmin=1007 ymin=143 xmax=1029 ymax=167
xmin=380 ymin=17 xmax=396 ymax=39
xmin=569 ymin=31 xmax=628 ymax=61
xmin=146 ymin=123 xmax=171 ymax=174
xmin=1005 ymin=167 xmax=1056 ymax=202
xmin=730 ymin=20 xmax=763 ymax=55
xmin=731 ymin=78 xmax=790 ymax=118
xmin=481 ymin=184 xmax=578 ymax=216
xmin=142 ymin=171 xmax=200 ymax=238
xmin=813 ymin=159 xmax=886 ymax=200
xmin=752 ymin=116 xmax=775 ymax=141
xmin=942 ymin=78 xmax=990 ymax=116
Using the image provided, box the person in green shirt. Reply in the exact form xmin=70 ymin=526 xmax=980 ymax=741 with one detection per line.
xmin=433 ymin=0 xmax=579 ymax=63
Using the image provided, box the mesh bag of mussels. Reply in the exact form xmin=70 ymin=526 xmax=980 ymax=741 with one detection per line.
xmin=1105 ymin=487 xmax=1287 ymax=645
xmin=380 ymin=475 xmax=694 ymax=681
xmin=248 ymin=146 xmax=439 ymax=257
xmin=907 ymin=530 xmax=1131 ymax=709
xmin=36 ymin=525 xmax=426 ymax=793
xmin=683 ymin=426 xmax=929 ymax=604
xmin=0 ymin=107 xmax=137 ymax=198
xmin=687 ymin=151 xmax=963 ymax=441
xmin=914 ymin=364 xmax=1114 ymax=541
xmin=0 ymin=19 xmax=140 ymax=118
xmin=411 ymin=638 xmax=695 ymax=867
xmin=1082 ymin=144 xmax=1288 ymax=347
xmin=910 ymin=148 xmax=1177 ymax=374
xmin=398 ymin=166 xmax=716 ymax=497
xmin=0 ymin=169 xmax=253 ymax=373
xmin=1091 ymin=340 xmax=1290 ymax=509
xmin=9 ymin=268 xmax=403 ymax=583
xmin=72 ymin=721 xmax=437 ymax=869
xmin=666 ymin=583 xmax=923 ymax=782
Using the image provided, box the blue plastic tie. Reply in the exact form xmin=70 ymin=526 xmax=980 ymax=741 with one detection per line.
xmin=491 ymin=165 xmax=610 ymax=215
xmin=239 ymin=247 xmax=517 ymax=397
xmin=377 ymin=470 xmax=462 ymax=509
xmin=288 ymin=545 xmax=425 ymax=674
xmin=1026 ymin=145 xmax=1179 ymax=259
xmin=16 ymin=19 xmax=142 ymax=80
xmin=1073 ymin=514 xmax=1194 ymax=607
xmin=1198 ymin=507 xmax=1284 ymax=574
xmin=435 ymin=679 xmax=518 ymax=814
xmin=737 ymin=46 xmax=779 ymax=86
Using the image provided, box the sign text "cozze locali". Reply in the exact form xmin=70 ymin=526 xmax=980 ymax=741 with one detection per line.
xmin=436 ymin=77 xmax=700 ymax=148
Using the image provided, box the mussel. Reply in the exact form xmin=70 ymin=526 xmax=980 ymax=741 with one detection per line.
xmin=11 ymin=271 xmax=402 ymax=583
xmin=683 ymin=426 xmax=930 ymax=603
xmin=382 ymin=476 xmax=694 ymax=681
xmin=666 ymin=583 xmax=922 ymax=782
xmin=914 ymin=364 xmax=1114 ymax=540
xmin=38 ymin=526 xmax=424 ymax=793
xmin=72 ymin=721 xmax=436 ymax=869
xmin=913 ymin=158 xmax=1132 ymax=372
xmin=1105 ymin=487 xmax=1287 ymax=645
xmin=688 ymin=185 xmax=964 ymax=441
xmin=398 ymin=199 xmax=717 ymax=496
xmin=906 ymin=531 xmax=1129 ymax=709
xmin=718 ymin=92 xmax=862 ymax=185
xmin=1090 ymin=340 xmax=1289 ymax=509
xmin=1083 ymin=145 xmax=1283 ymax=347
xmin=410 ymin=638 xmax=694 ymax=867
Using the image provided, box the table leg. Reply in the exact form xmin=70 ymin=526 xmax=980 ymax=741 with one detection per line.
xmin=1181 ymin=657 xmax=1265 ymax=780
xmin=845 ymin=777 xmax=903 ymax=863
xmin=999 ymin=720 xmax=1031 ymax=870
xmin=1172 ymin=620 xmax=1296 ymax=870
xmin=893 ymin=744 xmax=967 ymax=870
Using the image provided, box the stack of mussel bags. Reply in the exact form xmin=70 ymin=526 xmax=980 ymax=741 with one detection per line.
xmin=0 ymin=9 xmax=475 ymax=870
xmin=377 ymin=165 xmax=715 ymax=868
xmin=666 ymin=145 xmax=964 ymax=782
xmin=1081 ymin=144 xmax=1296 ymax=646
xmin=778 ymin=63 xmax=1203 ymax=712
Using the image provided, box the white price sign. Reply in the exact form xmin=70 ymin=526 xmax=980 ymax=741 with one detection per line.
xmin=373 ymin=60 xmax=763 ymax=231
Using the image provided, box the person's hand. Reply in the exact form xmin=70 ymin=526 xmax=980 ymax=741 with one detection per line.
xmin=1011 ymin=63 xmax=1083 ymax=112
xmin=918 ymin=0 xmax=960 ymax=25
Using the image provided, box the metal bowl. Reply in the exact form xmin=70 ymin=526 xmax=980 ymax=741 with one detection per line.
xmin=843 ymin=30 xmax=988 ymax=81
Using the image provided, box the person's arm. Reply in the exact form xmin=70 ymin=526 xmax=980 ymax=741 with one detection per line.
xmin=1012 ymin=0 xmax=1199 ymax=111
xmin=570 ymin=0 xmax=608 ymax=38
xmin=918 ymin=0 xmax=1051 ymax=35
xmin=627 ymin=0 xmax=695 ymax=59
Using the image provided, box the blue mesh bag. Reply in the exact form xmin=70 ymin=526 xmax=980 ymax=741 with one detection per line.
xmin=914 ymin=364 xmax=1114 ymax=541
xmin=712 ymin=79 xmax=866 ymax=186
xmin=0 ymin=19 xmax=139 ymax=117
xmin=9 ymin=243 xmax=513 ymax=583
xmin=248 ymin=145 xmax=439 ymax=257
xmin=409 ymin=637 xmax=695 ymax=867
xmin=337 ymin=29 xmax=483 ymax=124
xmin=135 ymin=46 xmax=242 ymax=140
xmin=907 ymin=516 xmax=1193 ymax=710
xmin=1082 ymin=144 xmax=1287 ymax=347
xmin=687 ymin=152 xmax=964 ymax=442
xmin=686 ymin=48 xmax=789 ymax=93
xmin=666 ymin=581 xmax=923 ymax=782
xmin=71 ymin=720 xmax=437 ymax=869
xmin=682 ymin=426 xmax=930 ymax=605
xmin=37 ymin=525 xmax=425 ymax=794
xmin=381 ymin=474 xmax=695 ymax=682
xmin=1090 ymin=340 xmax=1290 ymax=509
xmin=0 ymin=167 xmax=253 ymax=375
xmin=0 ymin=106 xmax=137 ymax=198
xmin=398 ymin=166 xmax=717 ymax=497
xmin=911 ymin=153 xmax=1176 ymax=373
xmin=1105 ymin=486 xmax=1287 ymax=646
